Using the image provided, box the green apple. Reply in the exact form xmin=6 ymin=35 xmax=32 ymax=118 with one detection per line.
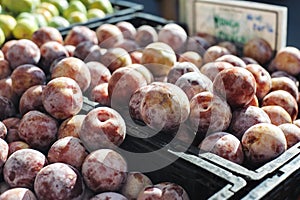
xmin=89 ymin=0 xmax=113 ymax=14
xmin=41 ymin=0 xmax=69 ymax=15
xmin=67 ymin=11 xmax=88 ymax=24
xmin=48 ymin=16 xmax=70 ymax=28
xmin=12 ymin=18 xmax=39 ymax=39
xmin=0 ymin=28 xmax=5 ymax=46
xmin=63 ymin=0 xmax=87 ymax=19
xmin=2 ymin=0 xmax=36 ymax=15
xmin=0 ymin=14 xmax=17 ymax=38
xmin=87 ymin=8 xmax=105 ymax=20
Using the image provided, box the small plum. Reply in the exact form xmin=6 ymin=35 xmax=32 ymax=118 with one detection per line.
xmin=278 ymin=123 xmax=300 ymax=148
xmin=90 ymin=83 xmax=110 ymax=106
xmin=114 ymin=39 xmax=139 ymax=53
xmin=0 ymin=96 xmax=16 ymax=121
xmin=8 ymin=141 xmax=30 ymax=156
xmin=96 ymin=24 xmax=124 ymax=49
xmin=73 ymin=41 xmax=101 ymax=61
xmin=6 ymin=39 xmax=41 ymax=69
xmin=81 ymin=149 xmax=127 ymax=193
xmin=178 ymin=51 xmax=203 ymax=69
xmin=31 ymin=26 xmax=63 ymax=47
xmin=0 ymin=121 xmax=7 ymax=139
xmin=242 ymin=123 xmax=287 ymax=165
xmin=116 ymin=21 xmax=137 ymax=40
xmin=200 ymin=61 xmax=234 ymax=82
xmin=203 ymin=45 xmax=230 ymax=64
xmin=18 ymin=110 xmax=59 ymax=151
xmin=261 ymin=105 xmax=292 ymax=126
xmin=199 ymin=132 xmax=244 ymax=164
xmin=271 ymin=70 xmax=299 ymax=87
xmin=51 ymin=57 xmax=91 ymax=92
xmin=0 ymin=77 xmax=19 ymax=105
xmin=2 ymin=117 xmax=21 ymax=143
xmin=90 ymin=192 xmax=128 ymax=200
xmin=3 ymin=149 xmax=47 ymax=189
xmin=57 ymin=114 xmax=86 ymax=139
xmin=185 ymin=36 xmax=210 ymax=56
xmin=166 ymin=62 xmax=200 ymax=84
xmin=0 ymin=59 xmax=11 ymax=79
xmin=0 ymin=188 xmax=37 ymax=199
xmin=135 ymin=25 xmax=158 ymax=48
xmin=42 ymin=77 xmax=83 ymax=120
xmin=79 ymin=107 xmax=126 ymax=152
xmin=217 ymin=41 xmax=237 ymax=55
xmin=34 ymin=163 xmax=85 ymax=200
xmin=270 ymin=76 xmax=299 ymax=101
xmin=215 ymin=54 xmax=246 ymax=68
xmin=212 ymin=67 xmax=257 ymax=108
xmin=0 ymin=138 xmax=8 ymax=172
xmin=85 ymin=61 xmax=111 ymax=92
xmin=64 ymin=26 xmax=98 ymax=46
xmin=1 ymin=40 xmax=17 ymax=60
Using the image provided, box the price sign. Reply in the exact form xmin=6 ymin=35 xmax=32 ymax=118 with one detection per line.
xmin=184 ymin=0 xmax=287 ymax=51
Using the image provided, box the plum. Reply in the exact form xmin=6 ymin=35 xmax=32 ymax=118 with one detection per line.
xmin=73 ymin=41 xmax=101 ymax=61
xmin=11 ymin=64 xmax=46 ymax=97
xmin=116 ymin=21 xmax=137 ymax=40
xmin=135 ymin=25 xmax=158 ymax=48
xmin=81 ymin=149 xmax=127 ymax=193
xmin=212 ymin=67 xmax=257 ymax=108
xmin=6 ymin=39 xmax=40 ymax=69
xmin=228 ymin=106 xmax=271 ymax=139
xmin=57 ymin=114 xmax=86 ymax=139
xmin=79 ymin=107 xmax=126 ymax=152
xmin=130 ymin=50 xmax=143 ymax=64
xmin=108 ymin=66 xmax=147 ymax=109
xmin=114 ymin=39 xmax=139 ymax=53
xmin=0 ymin=188 xmax=37 ymax=199
xmin=100 ymin=47 xmax=132 ymax=73
xmin=141 ymin=42 xmax=177 ymax=77
xmin=18 ymin=110 xmax=58 ymax=151
xmin=262 ymin=90 xmax=298 ymax=121
xmin=127 ymin=63 xmax=154 ymax=84
xmin=185 ymin=36 xmax=210 ymax=56
xmin=199 ymin=132 xmax=244 ymax=164
xmin=121 ymin=172 xmax=152 ymax=200
xmin=189 ymin=91 xmax=232 ymax=143
xmin=137 ymin=182 xmax=190 ymax=200
xmin=31 ymin=26 xmax=63 ymax=47
xmin=8 ymin=141 xmax=30 ymax=156
xmin=242 ymin=123 xmax=287 ymax=166
xmin=34 ymin=163 xmax=85 ymax=200
xmin=215 ymin=54 xmax=246 ymax=68
xmin=3 ymin=149 xmax=47 ymax=189
xmin=278 ymin=123 xmax=300 ymax=148
xmin=261 ymin=105 xmax=292 ymax=126
xmin=0 ymin=121 xmax=7 ymax=139
xmin=0 ymin=138 xmax=8 ymax=172
xmin=85 ymin=61 xmax=111 ymax=92
xmin=51 ymin=57 xmax=91 ymax=92
xmin=175 ymin=71 xmax=213 ymax=100
xmin=2 ymin=117 xmax=21 ymax=143
xmin=19 ymin=85 xmax=45 ymax=116
xmin=158 ymin=23 xmax=187 ymax=53
xmin=268 ymin=46 xmax=300 ymax=76
xmin=166 ymin=62 xmax=200 ymax=84
xmin=270 ymin=76 xmax=299 ymax=101
xmin=203 ymin=45 xmax=230 ymax=64
xmin=271 ymin=70 xmax=299 ymax=87
xmin=96 ymin=24 xmax=124 ymax=49
xmin=243 ymin=37 xmax=273 ymax=65
xmin=0 ymin=59 xmax=11 ymax=79
xmin=241 ymin=57 xmax=259 ymax=65
xmin=1 ymin=40 xmax=17 ymax=60
xmin=217 ymin=41 xmax=237 ymax=55
xmin=90 ymin=192 xmax=128 ymax=200
xmin=64 ymin=44 xmax=76 ymax=57
xmin=178 ymin=51 xmax=203 ymax=69
xmin=200 ymin=61 xmax=234 ymax=82
xmin=42 ymin=77 xmax=83 ymax=120
xmin=0 ymin=74 xmax=16 ymax=104
xmin=47 ymin=136 xmax=88 ymax=169
xmin=89 ymin=83 xmax=110 ymax=106
xmin=64 ymin=26 xmax=98 ymax=47
xmin=245 ymin=63 xmax=272 ymax=100
xmin=0 ymin=96 xmax=16 ymax=121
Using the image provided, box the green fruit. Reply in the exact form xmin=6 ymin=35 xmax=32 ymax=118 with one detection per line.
xmin=33 ymin=13 xmax=48 ymax=27
xmin=0 ymin=14 xmax=17 ymax=38
xmin=89 ymin=0 xmax=113 ymax=14
xmin=12 ymin=18 xmax=39 ymax=39
xmin=2 ymin=0 xmax=36 ymax=15
xmin=87 ymin=8 xmax=105 ymax=19
xmin=35 ymin=7 xmax=53 ymax=22
xmin=37 ymin=2 xmax=59 ymax=17
xmin=16 ymin=12 xmax=36 ymax=21
xmin=0 ymin=28 xmax=5 ymax=46
xmin=67 ymin=11 xmax=88 ymax=24
xmin=41 ymin=0 xmax=69 ymax=15
xmin=63 ymin=0 xmax=87 ymax=19
xmin=48 ymin=16 xmax=70 ymax=28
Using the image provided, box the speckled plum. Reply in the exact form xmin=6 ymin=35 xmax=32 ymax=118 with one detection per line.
xmin=6 ymin=39 xmax=40 ymax=69
xmin=262 ymin=90 xmax=298 ymax=121
xmin=213 ymin=67 xmax=257 ymax=108
xmin=116 ymin=21 xmax=137 ymax=40
xmin=203 ymin=45 xmax=230 ymax=64
xmin=114 ymin=39 xmax=139 ymax=53
xmin=141 ymin=42 xmax=177 ymax=78
xmin=217 ymin=41 xmax=237 ymax=55
xmin=189 ymin=91 xmax=232 ymax=141
xmin=121 ymin=172 xmax=152 ymax=200
xmin=0 ymin=96 xmax=16 ymax=121
xmin=51 ymin=57 xmax=91 ymax=92
xmin=199 ymin=132 xmax=244 ymax=164
xmin=86 ymin=61 xmax=111 ymax=92
xmin=0 ymin=121 xmax=7 ymax=139
xmin=42 ymin=77 xmax=83 ymax=120
xmin=135 ymin=25 xmax=158 ymax=48
xmin=0 ymin=138 xmax=8 ymax=172
xmin=270 ymin=76 xmax=299 ymax=101
xmin=245 ymin=63 xmax=272 ymax=100
xmin=18 ymin=110 xmax=58 ymax=151
xmin=81 ymin=149 xmax=127 ymax=193
xmin=175 ymin=71 xmax=213 ymax=100
xmin=178 ymin=51 xmax=203 ymax=69
xmin=11 ymin=64 xmax=46 ymax=96
xmin=185 ymin=36 xmax=210 ymax=56
xmin=19 ymin=85 xmax=45 ymax=116
xmin=3 ymin=149 xmax=47 ymax=188
xmin=228 ymin=106 xmax=271 ymax=139
xmin=31 ymin=26 xmax=63 ymax=47
xmin=96 ymin=24 xmax=124 ymax=49
xmin=90 ymin=83 xmax=110 ymax=107
xmin=261 ymin=105 xmax=292 ymax=126
xmin=79 ymin=107 xmax=126 ymax=152
xmin=215 ymin=54 xmax=246 ymax=68
xmin=2 ymin=117 xmax=21 ymax=143
xmin=8 ymin=141 xmax=30 ymax=156
xmin=0 ymin=59 xmax=11 ymax=79
xmin=90 ymin=192 xmax=128 ymax=200
xmin=278 ymin=123 xmax=300 ymax=148
xmin=200 ymin=61 xmax=234 ymax=82
xmin=166 ymin=62 xmax=200 ymax=84
xmin=64 ymin=26 xmax=98 ymax=47
xmin=73 ymin=41 xmax=101 ymax=61
xmin=0 ymin=187 xmax=37 ymax=200
xmin=47 ymin=136 xmax=88 ymax=169
xmin=127 ymin=64 xmax=154 ymax=84
xmin=242 ymin=123 xmax=287 ymax=165
xmin=34 ymin=163 xmax=85 ymax=200
xmin=57 ymin=114 xmax=86 ymax=139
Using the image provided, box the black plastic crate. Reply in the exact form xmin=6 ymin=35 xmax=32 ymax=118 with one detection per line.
xmin=58 ymin=0 xmax=144 ymax=37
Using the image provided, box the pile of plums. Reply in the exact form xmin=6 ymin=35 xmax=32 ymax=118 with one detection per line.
xmin=0 ymin=16 xmax=300 ymax=199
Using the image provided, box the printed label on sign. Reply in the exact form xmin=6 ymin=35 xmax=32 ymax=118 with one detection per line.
xmin=185 ymin=0 xmax=287 ymax=51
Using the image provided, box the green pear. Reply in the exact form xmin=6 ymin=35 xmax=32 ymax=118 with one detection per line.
xmin=87 ymin=8 xmax=105 ymax=20
xmin=63 ymin=0 xmax=87 ymax=19
xmin=67 ymin=11 xmax=88 ymax=24
xmin=89 ymin=0 xmax=113 ymax=14
xmin=2 ymin=0 xmax=36 ymax=15
xmin=12 ymin=18 xmax=39 ymax=39
xmin=0 ymin=14 xmax=17 ymax=38
xmin=48 ymin=16 xmax=70 ymax=28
